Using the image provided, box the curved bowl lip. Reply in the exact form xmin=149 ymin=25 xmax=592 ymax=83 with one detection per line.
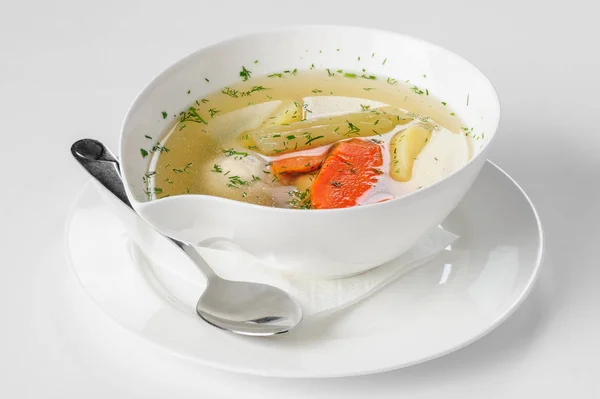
xmin=119 ymin=24 xmax=501 ymax=215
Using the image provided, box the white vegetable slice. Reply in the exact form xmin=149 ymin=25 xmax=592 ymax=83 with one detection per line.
xmin=389 ymin=124 xmax=433 ymax=182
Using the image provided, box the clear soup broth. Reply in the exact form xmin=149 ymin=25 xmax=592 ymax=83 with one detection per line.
xmin=143 ymin=70 xmax=472 ymax=209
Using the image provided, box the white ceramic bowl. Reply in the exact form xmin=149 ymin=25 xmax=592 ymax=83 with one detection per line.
xmin=119 ymin=26 xmax=500 ymax=279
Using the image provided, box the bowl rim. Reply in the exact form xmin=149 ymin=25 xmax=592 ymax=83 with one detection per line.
xmin=119 ymin=24 xmax=501 ymax=214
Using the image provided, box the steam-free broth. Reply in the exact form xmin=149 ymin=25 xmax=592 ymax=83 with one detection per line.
xmin=143 ymin=70 xmax=472 ymax=209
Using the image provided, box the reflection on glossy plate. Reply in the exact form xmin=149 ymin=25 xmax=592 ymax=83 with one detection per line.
xmin=65 ymin=161 xmax=543 ymax=378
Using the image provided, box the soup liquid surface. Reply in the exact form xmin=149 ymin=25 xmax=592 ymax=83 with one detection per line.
xmin=147 ymin=71 xmax=471 ymax=209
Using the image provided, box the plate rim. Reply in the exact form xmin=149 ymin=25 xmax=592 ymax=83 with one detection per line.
xmin=64 ymin=160 xmax=544 ymax=378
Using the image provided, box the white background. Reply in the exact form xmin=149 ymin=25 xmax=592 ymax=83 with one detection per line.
xmin=1 ymin=0 xmax=599 ymax=397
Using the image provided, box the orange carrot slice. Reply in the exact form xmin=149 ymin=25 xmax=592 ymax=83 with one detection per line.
xmin=270 ymin=154 xmax=327 ymax=175
xmin=311 ymin=139 xmax=384 ymax=209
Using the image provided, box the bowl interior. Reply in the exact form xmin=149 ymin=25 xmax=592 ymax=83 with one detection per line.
xmin=120 ymin=25 xmax=500 ymax=203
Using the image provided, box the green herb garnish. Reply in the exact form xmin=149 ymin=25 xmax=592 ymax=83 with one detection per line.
xmin=239 ymin=66 xmax=251 ymax=81
xmin=227 ymin=175 xmax=250 ymax=188
xmin=287 ymin=188 xmax=311 ymax=209
xmin=346 ymin=120 xmax=360 ymax=135
xmin=208 ymin=108 xmax=220 ymax=118
xmin=222 ymin=148 xmax=248 ymax=157
xmin=210 ymin=164 xmax=223 ymax=173
xmin=179 ymin=106 xmax=208 ymax=125
xmin=222 ymin=87 xmax=239 ymax=98
xmin=411 ymin=86 xmax=424 ymax=95
xmin=161 ymin=111 xmax=168 ymax=119
xmin=240 ymin=85 xmax=268 ymax=97
xmin=151 ymin=144 xmax=169 ymax=153
xmin=304 ymin=134 xmax=325 ymax=145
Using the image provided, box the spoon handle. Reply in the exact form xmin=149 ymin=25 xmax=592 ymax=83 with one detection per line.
xmin=70 ymin=139 xmax=217 ymax=280
xmin=71 ymin=139 xmax=132 ymax=209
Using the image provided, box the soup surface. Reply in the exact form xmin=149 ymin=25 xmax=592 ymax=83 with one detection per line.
xmin=143 ymin=70 xmax=472 ymax=209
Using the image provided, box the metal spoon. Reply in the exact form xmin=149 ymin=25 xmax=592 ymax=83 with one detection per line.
xmin=70 ymin=139 xmax=302 ymax=336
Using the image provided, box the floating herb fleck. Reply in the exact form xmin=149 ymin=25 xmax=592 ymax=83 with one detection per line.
xmin=179 ymin=107 xmax=208 ymax=125
xmin=227 ymin=175 xmax=250 ymax=188
xmin=240 ymin=85 xmax=268 ymax=97
xmin=208 ymin=108 xmax=220 ymax=118
xmin=221 ymin=87 xmax=239 ymax=98
xmin=152 ymin=144 xmax=169 ymax=153
xmin=461 ymin=126 xmax=474 ymax=137
xmin=222 ymin=148 xmax=248 ymax=157
xmin=305 ymin=134 xmax=325 ymax=145
xmin=346 ymin=120 xmax=361 ymax=135
xmin=411 ymin=86 xmax=424 ymax=95
xmin=211 ymin=164 xmax=223 ymax=173
xmin=161 ymin=111 xmax=167 ymax=119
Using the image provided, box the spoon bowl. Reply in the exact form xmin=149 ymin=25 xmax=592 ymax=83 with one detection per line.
xmin=197 ymin=279 xmax=302 ymax=336
xmin=71 ymin=138 xmax=302 ymax=336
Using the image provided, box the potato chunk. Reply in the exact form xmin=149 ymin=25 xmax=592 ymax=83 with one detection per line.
xmin=389 ymin=124 xmax=433 ymax=182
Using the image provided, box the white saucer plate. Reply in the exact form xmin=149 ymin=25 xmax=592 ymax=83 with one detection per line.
xmin=65 ymin=161 xmax=543 ymax=378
